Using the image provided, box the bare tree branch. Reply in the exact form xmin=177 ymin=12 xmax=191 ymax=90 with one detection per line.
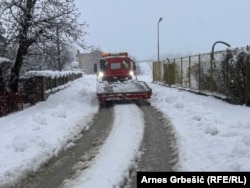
xmin=0 ymin=0 xmax=87 ymax=92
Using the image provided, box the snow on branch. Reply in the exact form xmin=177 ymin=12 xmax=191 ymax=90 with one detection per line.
xmin=0 ymin=57 xmax=12 ymax=65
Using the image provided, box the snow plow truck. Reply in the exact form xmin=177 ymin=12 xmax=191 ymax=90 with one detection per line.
xmin=94 ymin=52 xmax=152 ymax=103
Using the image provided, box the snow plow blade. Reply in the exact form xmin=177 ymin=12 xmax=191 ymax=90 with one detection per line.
xmin=96 ymin=81 xmax=152 ymax=102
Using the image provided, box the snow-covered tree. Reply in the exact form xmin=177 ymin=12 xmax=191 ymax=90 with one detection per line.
xmin=23 ymin=41 xmax=76 ymax=72
xmin=0 ymin=0 xmax=87 ymax=92
xmin=0 ymin=22 xmax=7 ymax=57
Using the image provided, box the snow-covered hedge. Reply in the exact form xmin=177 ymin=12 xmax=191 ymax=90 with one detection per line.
xmin=220 ymin=47 xmax=250 ymax=104
xmin=23 ymin=70 xmax=83 ymax=103
xmin=25 ymin=70 xmax=83 ymax=79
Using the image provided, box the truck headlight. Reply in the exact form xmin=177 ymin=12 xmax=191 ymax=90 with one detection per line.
xmin=129 ymin=70 xmax=134 ymax=76
xmin=98 ymin=71 xmax=104 ymax=78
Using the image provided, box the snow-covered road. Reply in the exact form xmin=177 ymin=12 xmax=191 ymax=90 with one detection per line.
xmin=1 ymin=61 xmax=250 ymax=188
xmin=61 ymin=104 xmax=144 ymax=188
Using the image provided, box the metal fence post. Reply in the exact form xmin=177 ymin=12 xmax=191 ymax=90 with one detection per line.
xmin=198 ymin=54 xmax=201 ymax=91
xmin=173 ymin=59 xmax=176 ymax=84
xmin=226 ymin=51 xmax=229 ymax=98
xmin=167 ymin=62 xmax=169 ymax=85
xmin=247 ymin=45 xmax=250 ymax=104
xmin=189 ymin=56 xmax=191 ymax=88
xmin=181 ymin=57 xmax=183 ymax=87
xmin=210 ymin=52 xmax=213 ymax=92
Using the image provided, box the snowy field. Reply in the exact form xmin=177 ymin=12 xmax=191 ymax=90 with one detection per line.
xmin=0 ymin=62 xmax=250 ymax=187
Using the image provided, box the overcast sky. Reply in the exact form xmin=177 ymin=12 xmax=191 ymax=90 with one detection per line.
xmin=75 ymin=0 xmax=250 ymax=60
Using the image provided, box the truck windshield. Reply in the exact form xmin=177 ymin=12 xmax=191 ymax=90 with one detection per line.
xmin=110 ymin=63 xmax=121 ymax=69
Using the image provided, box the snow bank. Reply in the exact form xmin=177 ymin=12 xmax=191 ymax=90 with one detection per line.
xmin=150 ymin=84 xmax=250 ymax=171
xmin=138 ymin=60 xmax=250 ymax=171
xmin=0 ymin=75 xmax=99 ymax=187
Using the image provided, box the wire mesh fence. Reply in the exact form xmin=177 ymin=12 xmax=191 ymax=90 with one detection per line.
xmin=153 ymin=45 xmax=250 ymax=105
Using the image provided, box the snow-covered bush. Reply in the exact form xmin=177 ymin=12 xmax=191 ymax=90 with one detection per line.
xmin=221 ymin=47 xmax=250 ymax=104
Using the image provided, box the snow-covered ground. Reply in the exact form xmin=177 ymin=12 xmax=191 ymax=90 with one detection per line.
xmin=0 ymin=74 xmax=99 ymax=187
xmin=61 ymin=104 xmax=144 ymax=188
xmin=139 ymin=62 xmax=250 ymax=171
xmin=0 ymin=62 xmax=250 ymax=187
xmin=151 ymin=83 xmax=250 ymax=171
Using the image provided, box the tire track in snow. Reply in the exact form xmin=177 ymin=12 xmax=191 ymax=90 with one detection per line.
xmin=126 ymin=102 xmax=179 ymax=188
xmin=60 ymin=104 xmax=145 ymax=188
xmin=18 ymin=106 xmax=114 ymax=188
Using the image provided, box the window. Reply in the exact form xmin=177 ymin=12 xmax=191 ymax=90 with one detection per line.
xmin=123 ymin=60 xmax=129 ymax=69
xmin=110 ymin=63 xmax=121 ymax=69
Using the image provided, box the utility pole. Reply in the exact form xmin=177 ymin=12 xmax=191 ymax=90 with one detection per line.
xmin=157 ymin=17 xmax=163 ymax=62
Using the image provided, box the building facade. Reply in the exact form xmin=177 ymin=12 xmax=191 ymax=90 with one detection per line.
xmin=77 ymin=50 xmax=102 ymax=74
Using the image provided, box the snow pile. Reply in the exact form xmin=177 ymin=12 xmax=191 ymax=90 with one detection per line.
xmin=150 ymin=85 xmax=250 ymax=171
xmin=0 ymin=75 xmax=99 ymax=187
xmin=97 ymin=80 xmax=150 ymax=94
xmin=138 ymin=61 xmax=250 ymax=171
